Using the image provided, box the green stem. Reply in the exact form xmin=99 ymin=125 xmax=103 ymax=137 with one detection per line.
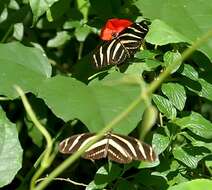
xmin=33 ymin=29 xmax=212 ymax=190
xmin=78 ymin=42 xmax=84 ymax=60
xmin=15 ymin=86 xmax=53 ymax=189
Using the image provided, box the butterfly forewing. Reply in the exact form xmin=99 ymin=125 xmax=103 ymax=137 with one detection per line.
xmin=92 ymin=21 xmax=149 ymax=69
xmin=59 ymin=133 xmax=95 ymax=154
xmin=92 ymin=39 xmax=129 ymax=68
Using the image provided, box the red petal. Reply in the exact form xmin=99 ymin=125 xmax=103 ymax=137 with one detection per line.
xmin=100 ymin=18 xmax=133 ymax=41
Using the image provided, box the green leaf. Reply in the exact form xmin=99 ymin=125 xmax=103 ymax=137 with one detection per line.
xmin=162 ymin=83 xmax=186 ymax=111
xmin=179 ymin=64 xmax=199 ymax=81
xmin=152 ymin=94 xmax=177 ymax=120
xmin=135 ymin=50 xmax=158 ymax=60
xmin=0 ymin=42 xmax=52 ymax=98
xmin=63 ymin=20 xmax=81 ymax=29
xmin=0 ymin=108 xmax=23 ymax=187
xmin=125 ymin=60 xmax=161 ymax=75
xmin=163 ymin=51 xmax=182 ymax=73
xmin=173 ymin=145 xmax=210 ymax=168
xmin=135 ymin=0 xmax=212 ymax=60
xmin=205 ymin=160 xmax=212 ymax=175
xmin=167 ymin=179 xmax=212 ymax=190
xmin=146 ymin=19 xmax=190 ymax=45
xmin=0 ymin=7 xmax=8 ymax=23
xmin=8 ymin=0 xmax=20 ymax=10
xmin=37 ymin=75 xmax=104 ymax=133
xmin=152 ymin=127 xmax=170 ymax=155
xmin=174 ymin=112 xmax=212 ymax=139
xmin=13 ymin=23 xmax=24 ymax=41
xmin=86 ymin=164 xmax=122 ymax=190
xmin=47 ymin=31 xmax=71 ymax=47
xmin=75 ymin=25 xmax=92 ymax=42
xmin=29 ymin=0 xmax=59 ymax=24
xmin=198 ymin=78 xmax=212 ymax=101
xmin=89 ymin=72 xmax=145 ymax=134
xmin=183 ymin=78 xmax=212 ymax=101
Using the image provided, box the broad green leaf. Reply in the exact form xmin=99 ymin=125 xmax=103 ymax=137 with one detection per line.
xmin=167 ymin=179 xmax=212 ymax=190
xmin=29 ymin=0 xmax=59 ymax=24
xmin=152 ymin=94 xmax=177 ymax=120
xmin=174 ymin=112 xmax=212 ymax=139
xmin=0 ymin=42 xmax=52 ymax=98
xmin=146 ymin=19 xmax=190 ymax=45
xmin=163 ymin=51 xmax=182 ymax=74
xmin=0 ymin=108 xmax=23 ymax=187
xmin=89 ymin=72 xmax=145 ymax=134
xmin=173 ymin=145 xmax=210 ymax=168
xmin=135 ymin=0 xmax=212 ymax=60
xmin=179 ymin=64 xmax=199 ymax=81
xmin=86 ymin=164 xmax=122 ymax=190
xmin=162 ymin=83 xmax=186 ymax=111
xmin=37 ymin=75 xmax=104 ymax=132
xmin=47 ymin=31 xmax=71 ymax=47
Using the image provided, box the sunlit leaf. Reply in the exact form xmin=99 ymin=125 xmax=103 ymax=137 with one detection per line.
xmin=0 ymin=42 xmax=51 ymax=98
xmin=162 ymin=83 xmax=186 ymax=111
xmin=135 ymin=0 xmax=212 ymax=60
xmin=167 ymin=179 xmax=212 ymax=190
xmin=174 ymin=112 xmax=212 ymax=139
xmin=146 ymin=19 xmax=190 ymax=45
xmin=152 ymin=94 xmax=177 ymax=120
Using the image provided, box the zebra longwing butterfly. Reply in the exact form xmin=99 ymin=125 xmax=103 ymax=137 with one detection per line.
xmin=59 ymin=133 xmax=157 ymax=164
xmin=92 ymin=20 xmax=149 ymax=69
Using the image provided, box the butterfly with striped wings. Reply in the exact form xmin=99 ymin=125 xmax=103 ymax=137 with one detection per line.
xmin=92 ymin=20 xmax=149 ymax=69
xmin=59 ymin=132 xmax=157 ymax=164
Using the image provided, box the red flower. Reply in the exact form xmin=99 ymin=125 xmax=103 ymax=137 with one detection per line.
xmin=100 ymin=18 xmax=133 ymax=41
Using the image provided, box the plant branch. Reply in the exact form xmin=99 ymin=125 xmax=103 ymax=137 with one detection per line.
xmin=36 ymin=177 xmax=87 ymax=187
xmin=15 ymin=86 xmax=54 ymax=190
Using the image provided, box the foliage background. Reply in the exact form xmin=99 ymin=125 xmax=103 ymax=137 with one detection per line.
xmin=0 ymin=0 xmax=212 ymax=190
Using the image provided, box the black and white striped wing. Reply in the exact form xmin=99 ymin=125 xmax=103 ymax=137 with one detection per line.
xmin=92 ymin=21 xmax=149 ymax=69
xmin=110 ymin=134 xmax=157 ymax=162
xmin=118 ymin=21 xmax=149 ymax=55
xmin=59 ymin=133 xmax=157 ymax=164
xmin=92 ymin=39 xmax=130 ymax=68
xmin=59 ymin=133 xmax=110 ymax=161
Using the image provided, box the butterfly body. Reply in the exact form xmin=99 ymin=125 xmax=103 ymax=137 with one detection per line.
xmin=92 ymin=21 xmax=149 ymax=69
